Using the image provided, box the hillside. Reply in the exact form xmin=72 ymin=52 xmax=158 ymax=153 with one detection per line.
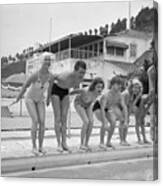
xmin=1 ymin=61 xmax=26 ymax=80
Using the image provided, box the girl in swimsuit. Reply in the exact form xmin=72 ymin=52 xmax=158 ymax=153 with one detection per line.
xmin=93 ymin=76 xmax=128 ymax=149
xmin=70 ymin=77 xmax=104 ymax=151
xmin=14 ymin=54 xmax=52 ymax=155
xmin=120 ymin=79 xmax=144 ymax=145
xmin=131 ymin=79 xmax=153 ymax=144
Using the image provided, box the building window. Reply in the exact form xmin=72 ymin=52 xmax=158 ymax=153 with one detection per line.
xmin=94 ymin=43 xmax=98 ymax=56
xmin=130 ymin=43 xmax=137 ymax=57
xmin=107 ymin=47 xmax=114 ymax=55
xmin=115 ymin=47 xmax=124 ymax=56
xmin=99 ymin=41 xmax=103 ymax=54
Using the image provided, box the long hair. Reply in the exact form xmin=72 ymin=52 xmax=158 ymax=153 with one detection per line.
xmin=88 ymin=77 xmax=105 ymax=92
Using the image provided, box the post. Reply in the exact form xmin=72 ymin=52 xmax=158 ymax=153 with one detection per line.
xmin=20 ymin=99 xmax=22 ymax=116
xmin=49 ymin=17 xmax=52 ymax=52
xmin=68 ymin=36 xmax=71 ymax=58
xmin=127 ymin=1 xmax=131 ymax=30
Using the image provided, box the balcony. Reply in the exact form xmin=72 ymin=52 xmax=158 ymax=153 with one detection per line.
xmin=54 ymin=48 xmax=103 ymax=62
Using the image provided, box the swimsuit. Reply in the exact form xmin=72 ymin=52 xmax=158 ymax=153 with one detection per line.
xmin=25 ymin=73 xmax=49 ymax=103
xmin=92 ymin=100 xmax=108 ymax=112
xmin=51 ymin=83 xmax=69 ymax=101
xmin=133 ymin=95 xmax=142 ymax=108
xmin=92 ymin=100 xmax=123 ymax=112
xmin=74 ymin=94 xmax=92 ymax=109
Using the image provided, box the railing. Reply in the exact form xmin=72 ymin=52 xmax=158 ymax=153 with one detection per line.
xmin=55 ymin=48 xmax=103 ymax=61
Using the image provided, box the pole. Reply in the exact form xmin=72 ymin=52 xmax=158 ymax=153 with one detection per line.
xmin=20 ymin=99 xmax=22 ymax=116
xmin=49 ymin=17 xmax=52 ymax=52
xmin=128 ymin=1 xmax=131 ymax=30
xmin=68 ymin=36 xmax=71 ymax=58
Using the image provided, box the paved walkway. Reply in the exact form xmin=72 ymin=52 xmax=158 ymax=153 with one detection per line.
xmin=1 ymin=127 xmax=153 ymax=160
xmin=1 ymin=100 xmax=152 ymax=163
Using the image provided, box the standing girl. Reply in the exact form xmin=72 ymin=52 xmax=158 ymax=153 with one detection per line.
xmin=15 ymin=54 xmax=52 ymax=155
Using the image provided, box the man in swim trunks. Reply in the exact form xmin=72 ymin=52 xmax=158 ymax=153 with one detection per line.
xmin=47 ymin=60 xmax=86 ymax=151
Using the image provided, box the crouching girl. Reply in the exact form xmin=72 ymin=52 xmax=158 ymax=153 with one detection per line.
xmin=70 ymin=77 xmax=104 ymax=151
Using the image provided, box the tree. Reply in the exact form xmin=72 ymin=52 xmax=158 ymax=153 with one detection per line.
xmin=135 ymin=7 xmax=156 ymax=32
xmin=130 ymin=16 xmax=136 ymax=29
xmin=1 ymin=56 xmax=8 ymax=67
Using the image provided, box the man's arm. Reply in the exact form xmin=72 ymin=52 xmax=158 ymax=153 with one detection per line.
xmin=69 ymin=88 xmax=84 ymax=95
xmin=46 ymin=74 xmax=55 ymax=106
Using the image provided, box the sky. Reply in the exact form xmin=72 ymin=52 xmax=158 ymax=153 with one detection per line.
xmin=0 ymin=0 xmax=153 ymax=58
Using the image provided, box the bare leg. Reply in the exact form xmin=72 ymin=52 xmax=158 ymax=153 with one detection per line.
xmin=106 ymin=111 xmax=116 ymax=147
xmin=51 ymin=96 xmax=62 ymax=151
xmin=75 ymin=104 xmax=89 ymax=148
xmin=135 ymin=116 xmax=141 ymax=143
xmin=37 ymin=101 xmax=46 ymax=152
xmin=119 ymin=126 xmax=123 ymax=143
xmin=94 ymin=110 xmax=107 ymax=146
xmin=140 ymin=117 xmax=149 ymax=143
xmin=25 ymin=99 xmax=39 ymax=153
xmin=124 ymin=127 xmax=129 ymax=142
xmin=85 ymin=106 xmax=94 ymax=147
xmin=61 ymin=95 xmax=70 ymax=150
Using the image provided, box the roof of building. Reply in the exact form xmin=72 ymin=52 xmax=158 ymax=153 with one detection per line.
xmin=106 ymin=60 xmax=136 ymax=74
xmin=106 ymin=40 xmax=128 ymax=49
xmin=134 ymin=49 xmax=154 ymax=67
xmin=115 ymin=29 xmax=153 ymax=40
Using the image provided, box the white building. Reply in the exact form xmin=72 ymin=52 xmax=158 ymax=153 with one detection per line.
xmin=26 ymin=29 xmax=152 ymax=89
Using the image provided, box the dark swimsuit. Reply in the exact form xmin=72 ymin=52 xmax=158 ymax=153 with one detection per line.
xmin=133 ymin=95 xmax=142 ymax=108
xmin=92 ymin=101 xmax=108 ymax=112
xmin=51 ymin=83 xmax=69 ymax=101
xmin=92 ymin=100 xmax=123 ymax=112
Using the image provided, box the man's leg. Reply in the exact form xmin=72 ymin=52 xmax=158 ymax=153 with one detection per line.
xmin=51 ymin=96 xmax=62 ymax=151
xmin=61 ymin=95 xmax=70 ymax=150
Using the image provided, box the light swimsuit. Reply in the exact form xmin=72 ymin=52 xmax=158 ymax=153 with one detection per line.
xmin=25 ymin=72 xmax=49 ymax=103
xmin=74 ymin=94 xmax=93 ymax=109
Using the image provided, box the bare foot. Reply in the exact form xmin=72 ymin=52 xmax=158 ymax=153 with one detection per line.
xmin=99 ymin=144 xmax=107 ymax=150
xmin=106 ymin=143 xmax=115 ymax=149
xmin=57 ymin=146 xmax=63 ymax=152
xmin=79 ymin=145 xmax=88 ymax=151
xmin=120 ymin=141 xmax=130 ymax=146
xmin=38 ymin=148 xmax=46 ymax=155
xmin=137 ymin=140 xmax=143 ymax=144
xmin=62 ymin=144 xmax=70 ymax=151
xmin=144 ymin=140 xmax=151 ymax=144
xmin=32 ymin=148 xmax=39 ymax=156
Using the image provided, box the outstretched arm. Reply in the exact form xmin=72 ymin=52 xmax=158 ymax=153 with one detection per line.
xmin=16 ymin=74 xmax=35 ymax=102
